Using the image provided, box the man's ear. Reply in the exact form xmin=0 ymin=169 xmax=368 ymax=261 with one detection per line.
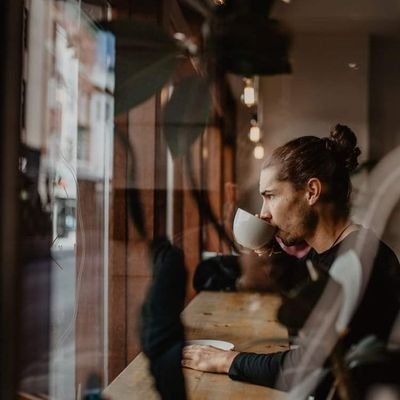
xmin=305 ymin=178 xmax=322 ymax=205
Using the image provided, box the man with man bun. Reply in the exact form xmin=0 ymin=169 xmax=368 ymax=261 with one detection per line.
xmin=182 ymin=124 xmax=400 ymax=395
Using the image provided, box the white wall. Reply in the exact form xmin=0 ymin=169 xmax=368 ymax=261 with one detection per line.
xmin=237 ymin=33 xmax=370 ymax=212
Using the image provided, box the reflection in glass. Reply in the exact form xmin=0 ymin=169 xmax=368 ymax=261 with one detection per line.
xmin=21 ymin=0 xmax=114 ymax=397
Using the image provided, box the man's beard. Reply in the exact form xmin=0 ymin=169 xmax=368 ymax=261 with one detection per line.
xmin=277 ymin=206 xmax=318 ymax=247
xmin=278 ymin=234 xmax=304 ymax=247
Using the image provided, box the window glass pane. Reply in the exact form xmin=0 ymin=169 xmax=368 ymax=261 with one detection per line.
xmin=16 ymin=0 xmax=400 ymax=399
xmin=21 ymin=0 xmax=114 ymax=396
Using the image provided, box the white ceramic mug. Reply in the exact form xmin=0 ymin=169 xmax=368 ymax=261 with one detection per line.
xmin=233 ymin=207 xmax=276 ymax=250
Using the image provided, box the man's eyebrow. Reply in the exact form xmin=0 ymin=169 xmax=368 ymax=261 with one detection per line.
xmin=260 ymin=189 xmax=273 ymax=196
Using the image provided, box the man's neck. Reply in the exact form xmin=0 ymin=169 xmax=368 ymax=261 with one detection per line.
xmin=306 ymin=218 xmax=354 ymax=254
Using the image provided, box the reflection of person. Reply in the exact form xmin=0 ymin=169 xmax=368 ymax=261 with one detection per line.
xmin=236 ymin=237 xmax=311 ymax=292
xmin=141 ymin=238 xmax=187 ymax=400
xmin=182 ymin=125 xmax=400 ymax=394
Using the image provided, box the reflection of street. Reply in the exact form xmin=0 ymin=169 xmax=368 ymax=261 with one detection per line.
xmin=50 ymin=248 xmax=76 ymax=399
xmin=22 ymin=0 xmax=114 ymax=396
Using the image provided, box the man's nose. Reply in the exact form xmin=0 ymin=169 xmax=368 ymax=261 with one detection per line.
xmin=260 ymin=202 xmax=272 ymax=222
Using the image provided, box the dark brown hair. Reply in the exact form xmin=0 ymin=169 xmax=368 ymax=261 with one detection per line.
xmin=262 ymin=124 xmax=361 ymax=217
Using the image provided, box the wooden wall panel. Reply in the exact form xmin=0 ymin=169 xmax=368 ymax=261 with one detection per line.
xmin=126 ymin=203 xmax=152 ymax=361
xmin=182 ymin=138 xmax=202 ymax=300
xmin=108 ymin=114 xmax=129 ymax=381
xmin=108 ymin=93 xmax=168 ymax=380
xmin=109 ymin=96 xmax=165 ymax=378
xmin=75 ymin=180 xmax=105 ymax=389
xmin=204 ymin=127 xmax=223 ymax=253
xmin=221 ymin=144 xmax=236 ymax=254
xmin=172 ymin=158 xmax=184 ymax=248
xmin=126 ymin=97 xmax=159 ymax=362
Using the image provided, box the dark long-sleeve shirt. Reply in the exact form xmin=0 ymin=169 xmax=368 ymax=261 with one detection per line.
xmin=228 ymin=229 xmax=400 ymax=391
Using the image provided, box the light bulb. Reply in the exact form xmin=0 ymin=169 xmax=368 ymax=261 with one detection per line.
xmin=243 ymin=86 xmax=255 ymax=107
xmin=241 ymin=78 xmax=256 ymax=107
xmin=249 ymin=125 xmax=261 ymax=142
xmin=253 ymin=144 xmax=265 ymax=160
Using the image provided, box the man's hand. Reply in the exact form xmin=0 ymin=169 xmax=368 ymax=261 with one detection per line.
xmin=182 ymin=345 xmax=239 ymax=374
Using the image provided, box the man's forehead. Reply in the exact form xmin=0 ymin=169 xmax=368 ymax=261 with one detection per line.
xmin=259 ymin=166 xmax=279 ymax=192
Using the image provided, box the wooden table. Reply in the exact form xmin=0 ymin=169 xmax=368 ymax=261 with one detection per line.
xmin=104 ymin=292 xmax=288 ymax=399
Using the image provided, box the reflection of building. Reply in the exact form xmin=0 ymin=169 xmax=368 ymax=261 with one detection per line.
xmin=77 ymin=28 xmax=115 ymax=180
xmin=22 ymin=0 xmax=115 ymax=397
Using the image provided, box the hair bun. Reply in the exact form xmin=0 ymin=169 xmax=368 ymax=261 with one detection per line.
xmin=327 ymin=124 xmax=361 ymax=172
